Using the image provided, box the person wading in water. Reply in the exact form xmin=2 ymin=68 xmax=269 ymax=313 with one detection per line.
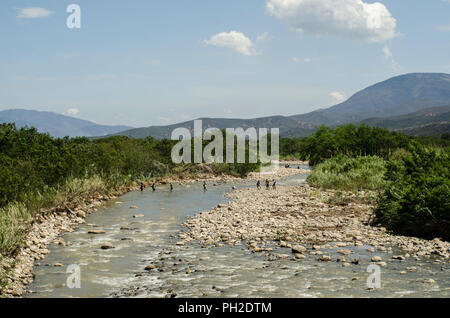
xmin=151 ymin=183 xmax=156 ymax=192
xmin=256 ymin=180 xmax=261 ymax=190
xmin=140 ymin=182 xmax=145 ymax=192
xmin=203 ymin=181 xmax=207 ymax=192
xmin=272 ymin=179 xmax=277 ymax=190
xmin=265 ymin=179 xmax=270 ymax=190
xmin=170 ymin=183 xmax=174 ymax=192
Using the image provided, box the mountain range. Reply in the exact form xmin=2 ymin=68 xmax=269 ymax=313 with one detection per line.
xmin=114 ymin=73 xmax=450 ymax=138
xmin=0 ymin=109 xmax=133 ymax=138
xmin=1 ymin=73 xmax=449 ymax=138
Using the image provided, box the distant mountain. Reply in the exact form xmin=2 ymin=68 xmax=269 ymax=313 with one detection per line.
xmin=291 ymin=73 xmax=450 ymax=126
xmin=399 ymin=122 xmax=450 ymax=136
xmin=115 ymin=116 xmax=317 ymax=139
xmin=0 ymin=109 xmax=133 ymax=138
xmin=361 ymin=105 xmax=450 ymax=130
xmin=113 ymin=73 xmax=450 ymax=139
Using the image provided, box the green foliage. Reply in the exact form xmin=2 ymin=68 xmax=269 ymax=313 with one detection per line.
xmin=374 ymin=143 xmax=450 ymax=240
xmin=303 ymin=124 xmax=410 ymax=165
xmin=307 ymin=155 xmax=387 ymax=191
xmin=0 ymin=123 xmax=176 ymax=208
xmin=280 ymin=124 xmax=410 ymax=165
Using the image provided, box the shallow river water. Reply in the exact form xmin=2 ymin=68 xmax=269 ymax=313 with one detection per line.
xmin=27 ymin=167 xmax=449 ymax=298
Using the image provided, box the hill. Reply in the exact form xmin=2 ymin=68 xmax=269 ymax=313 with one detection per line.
xmin=114 ymin=73 xmax=450 ymax=139
xmin=0 ymin=109 xmax=133 ymax=138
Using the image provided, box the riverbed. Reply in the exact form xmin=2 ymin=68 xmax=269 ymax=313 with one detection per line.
xmin=27 ymin=167 xmax=449 ymax=298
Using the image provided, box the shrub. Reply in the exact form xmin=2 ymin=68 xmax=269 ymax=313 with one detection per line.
xmin=307 ymin=155 xmax=386 ymax=191
xmin=374 ymin=143 xmax=450 ymax=240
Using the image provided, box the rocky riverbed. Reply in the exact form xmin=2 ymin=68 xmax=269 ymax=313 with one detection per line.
xmin=1 ymin=164 xmax=306 ymax=297
xmin=180 ymin=183 xmax=450 ymax=264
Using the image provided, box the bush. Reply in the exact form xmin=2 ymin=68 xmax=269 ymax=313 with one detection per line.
xmin=307 ymin=155 xmax=386 ymax=191
xmin=280 ymin=124 xmax=410 ymax=165
xmin=374 ymin=143 xmax=450 ymax=240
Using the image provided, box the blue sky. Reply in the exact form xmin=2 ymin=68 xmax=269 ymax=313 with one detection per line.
xmin=1 ymin=0 xmax=450 ymax=127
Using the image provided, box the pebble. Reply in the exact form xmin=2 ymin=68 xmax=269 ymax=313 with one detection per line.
xmin=88 ymin=230 xmax=105 ymax=235
xmin=101 ymin=242 xmax=115 ymax=250
xmin=371 ymin=256 xmax=383 ymax=262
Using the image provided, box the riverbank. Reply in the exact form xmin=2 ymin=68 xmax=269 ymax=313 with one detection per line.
xmin=180 ymin=181 xmax=449 ymax=265
xmin=0 ymin=180 xmax=144 ymax=297
xmin=0 ymin=163 xmax=305 ymax=297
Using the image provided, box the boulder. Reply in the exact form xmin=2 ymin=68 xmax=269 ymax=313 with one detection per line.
xmin=291 ymin=245 xmax=307 ymax=254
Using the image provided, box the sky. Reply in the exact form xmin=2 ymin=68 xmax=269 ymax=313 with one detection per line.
xmin=1 ymin=0 xmax=450 ymax=127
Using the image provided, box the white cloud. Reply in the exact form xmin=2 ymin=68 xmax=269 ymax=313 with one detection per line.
xmin=292 ymin=57 xmax=312 ymax=63
xmin=382 ymin=45 xmax=400 ymax=70
xmin=256 ymin=32 xmax=269 ymax=41
xmin=266 ymin=0 xmax=397 ymax=42
xmin=330 ymin=91 xmax=346 ymax=103
xmin=205 ymin=31 xmax=257 ymax=56
xmin=436 ymin=25 xmax=450 ymax=32
xmin=17 ymin=7 xmax=53 ymax=19
xmin=382 ymin=46 xmax=393 ymax=59
xmin=65 ymin=108 xmax=79 ymax=116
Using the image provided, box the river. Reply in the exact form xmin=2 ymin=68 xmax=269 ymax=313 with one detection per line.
xmin=27 ymin=166 xmax=449 ymax=298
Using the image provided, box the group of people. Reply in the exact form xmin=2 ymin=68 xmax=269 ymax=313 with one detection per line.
xmin=139 ymin=178 xmax=278 ymax=194
xmin=140 ymin=182 xmax=173 ymax=192
xmin=256 ymin=179 xmax=277 ymax=190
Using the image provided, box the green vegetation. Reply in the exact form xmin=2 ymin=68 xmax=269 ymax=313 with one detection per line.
xmin=281 ymin=124 xmax=410 ymax=165
xmin=298 ymin=125 xmax=449 ymax=241
xmin=375 ymin=143 xmax=450 ymax=241
xmin=0 ymin=124 xmax=260 ymax=258
xmin=307 ymin=155 xmax=386 ymax=191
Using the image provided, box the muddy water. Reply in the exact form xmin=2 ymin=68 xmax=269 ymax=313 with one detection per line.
xmin=27 ymin=168 xmax=449 ymax=298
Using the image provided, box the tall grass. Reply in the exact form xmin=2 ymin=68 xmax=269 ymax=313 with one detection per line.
xmin=307 ymin=155 xmax=387 ymax=191
xmin=0 ymin=203 xmax=31 ymax=257
xmin=0 ymin=174 xmax=136 ymax=258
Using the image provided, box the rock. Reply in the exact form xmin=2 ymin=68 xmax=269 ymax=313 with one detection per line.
xmin=88 ymin=230 xmax=105 ymax=234
xmin=53 ymin=263 xmax=63 ymax=267
xmin=377 ymin=262 xmax=387 ymax=267
xmin=76 ymin=211 xmax=86 ymax=218
xmin=101 ymin=242 xmax=115 ymax=250
xmin=294 ymin=253 xmax=306 ymax=260
xmin=176 ymin=241 xmax=185 ymax=246
xmin=351 ymin=258 xmax=360 ymax=265
xmin=423 ymin=279 xmax=435 ymax=284
xmin=371 ymin=256 xmax=383 ymax=262
xmin=338 ymin=249 xmax=352 ymax=255
xmin=337 ymin=256 xmax=346 ymax=262
xmin=292 ymin=245 xmax=307 ymax=254
xmin=392 ymin=255 xmax=405 ymax=260
xmin=145 ymin=265 xmax=156 ymax=271
xmin=319 ymin=255 xmax=331 ymax=262
xmin=130 ymin=206 xmax=139 ymax=209
xmin=276 ymin=254 xmax=290 ymax=259
xmin=133 ymin=214 xmax=145 ymax=218
xmin=367 ymin=248 xmax=376 ymax=253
